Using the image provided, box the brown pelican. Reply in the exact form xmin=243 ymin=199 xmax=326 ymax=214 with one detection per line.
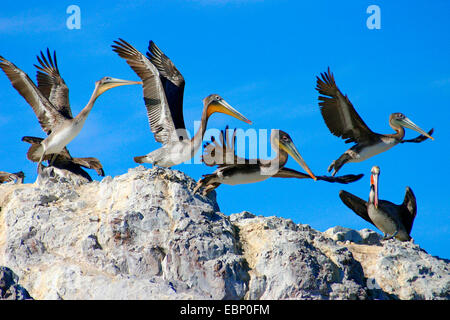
xmin=0 ymin=171 xmax=24 ymax=184
xmin=18 ymin=50 xmax=105 ymax=179
xmin=22 ymin=136 xmax=104 ymax=181
xmin=339 ymin=166 xmax=417 ymax=241
xmin=195 ymin=127 xmax=364 ymax=195
xmin=0 ymin=51 xmax=141 ymax=173
xmin=316 ymin=68 xmax=434 ymax=176
xmin=112 ymin=39 xmax=252 ymax=167
xmin=194 ymin=127 xmax=322 ymax=195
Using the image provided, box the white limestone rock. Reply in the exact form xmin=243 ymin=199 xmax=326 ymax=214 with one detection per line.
xmin=0 ymin=166 xmax=448 ymax=300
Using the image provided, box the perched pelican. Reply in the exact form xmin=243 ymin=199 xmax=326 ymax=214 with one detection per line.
xmin=339 ymin=166 xmax=417 ymax=241
xmin=316 ymin=68 xmax=434 ymax=176
xmin=18 ymin=50 xmax=105 ymax=179
xmin=0 ymin=171 xmax=24 ymax=184
xmin=22 ymin=136 xmax=104 ymax=181
xmin=0 ymin=51 xmax=141 ymax=173
xmin=194 ymin=127 xmax=321 ymax=195
xmin=112 ymin=39 xmax=252 ymax=167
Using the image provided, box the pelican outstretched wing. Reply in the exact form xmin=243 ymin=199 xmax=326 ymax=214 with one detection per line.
xmin=112 ymin=39 xmax=177 ymax=144
xmin=0 ymin=55 xmax=66 ymax=134
xmin=147 ymin=41 xmax=186 ymax=131
xmin=34 ymin=49 xmax=72 ymax=119
xmin=400 ymin=187 xmax=417 ymax=235
xmin=316 ymin=68 xmax=379 ymax=144
xmin=202 ymin=127 xmax=249 ymax=168
xmin=274 ymin=168 xmax=364 ymax=184
xmin=70 ymin=157 xmax=105 ymax=177
xmin=339 ymin=190 xmax=374 ymax=226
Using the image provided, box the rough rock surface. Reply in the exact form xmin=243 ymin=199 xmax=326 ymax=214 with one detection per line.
xmin=0 ymin=167 xmax=448 ymax=300
xmin=0 ymin=266 xmax=32 ymax=300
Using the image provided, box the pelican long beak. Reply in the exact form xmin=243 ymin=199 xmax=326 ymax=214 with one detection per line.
xmin=279 ymin=140 xmax=317 ymax=181
xmin=400 ymin=117 xmax=434 ymax=141
xmin=98 ymin=78 xmax=142 ymax=96
xmin=370 ymin=172 xmax=379 ymax=208
xmin=207 ymin=99 xmax=252 ymax=125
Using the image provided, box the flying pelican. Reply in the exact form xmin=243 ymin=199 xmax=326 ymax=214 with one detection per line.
xmin=22 ymin=136 xmax=104 ymax=181
xmin=194 ymin=127 xmax=322 ymax=195
xmin=18 ymin=49 xmax=105 ymax=178
xmin=111 ymin=39 xmax=252 ymax=167
xmin=195 ymin=127 xmax=364 ymax=195
xmin=339 ymin=166 xmax=417 ymax=241
xmin=0 ymin=171 xmax=24 ymax=184
xmin=0 ymin=51 xmax=141 ymax=173
xmin=316 ymin=68 xmax=434 ymax=176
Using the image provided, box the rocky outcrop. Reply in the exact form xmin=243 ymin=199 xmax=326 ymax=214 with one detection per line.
xmin=0 ymin=167 xmax=448 ymax=300
xmin=0 ymin=266 xmax=32 ymax=300
xmin=324 ymin=226 xmax=450 ymax=299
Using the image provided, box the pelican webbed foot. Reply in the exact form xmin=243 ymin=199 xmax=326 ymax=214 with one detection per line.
xmin=193 ymin=179 xmax=218 ymax=196
xmin=327 ymin=160 xmax=340 ymax=177
xmin=327 ymin=160 xmax=336 ymax=175
xmin=328 ymin=163 xmax=339 ymax=177
xmin=328 ymin=153 xmax=353 ymax=177
xmin=202 ymin=184 xmax=218 ymax=196
xmin=193 ymin=179 xmax=204 ymax=195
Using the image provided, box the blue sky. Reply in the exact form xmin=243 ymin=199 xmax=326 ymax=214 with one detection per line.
xmin=1 ymin=1 xmax=448 ymax=258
